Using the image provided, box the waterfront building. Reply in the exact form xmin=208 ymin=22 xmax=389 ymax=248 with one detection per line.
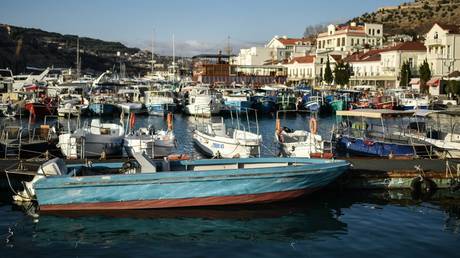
xmin=284 ymin=54 xmax=341 ymax=86
xmin=425 ymin=23 xmax=460 ymax=77
xmin=345 ymin=42 xmax=426 ymax=88
xmin=316 ymin=22 xmax=383 ymax=55
xmin=232 ymin=47 xmax=272 ymax=66
xmin=265 ymin=36 xmax=314 ymax=61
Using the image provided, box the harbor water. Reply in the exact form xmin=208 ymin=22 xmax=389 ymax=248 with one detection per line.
xmin=0 ymin=114 xmax=459 ymax=257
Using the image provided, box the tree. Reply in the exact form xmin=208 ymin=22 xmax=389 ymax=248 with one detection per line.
xmin=419 ymin=59 xmax=431 ymax=93
xmin=334 ymin=61 xmax=351 ymax=87
xmin=446 ymin=80 xmax=460 ymax=99
xmin=323 ymin=56 xmax=334 ymax=85
xmin=399 ymin=61 xmax=412 ymax=87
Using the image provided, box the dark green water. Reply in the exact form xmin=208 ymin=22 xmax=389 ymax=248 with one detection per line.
xmin=1 ymin=114 xmax=459 ymax=257
xmin=1 ymin=191 xmax=459 ymax=257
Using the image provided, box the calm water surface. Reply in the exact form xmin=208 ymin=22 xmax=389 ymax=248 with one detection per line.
xmin=0 ymin=114 xmax=459 ymax=257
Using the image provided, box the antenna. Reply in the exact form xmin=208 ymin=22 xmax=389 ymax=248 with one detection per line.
xmin=226 ymin=35 xmax=232 ymax=56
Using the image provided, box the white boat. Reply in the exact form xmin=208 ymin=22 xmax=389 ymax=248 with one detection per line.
xmin=274 ymin=113 xmax=328 ymax=158
xmin=193 ymin=116 xmax=262 ymax=158
xmin=57 ymin=93 xmax=88 ymax=117
xmin=398 ymin=93 xmax=429 ymax=110
xmin=57 ymin=119 xmax=125 ymax=159
xmin=184 ymin=87 xmax=222 ymax=117
xmin=144 ymin=90 xmax=176 ymax=116
xmin=124 ymin=113 xmax=176 ymax=158
xmin=117 ymin=88 xmax=144 ymax=114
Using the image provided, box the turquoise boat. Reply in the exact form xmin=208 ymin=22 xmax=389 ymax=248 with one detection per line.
xmin=21 ymin=156 xmax=349 ymax=211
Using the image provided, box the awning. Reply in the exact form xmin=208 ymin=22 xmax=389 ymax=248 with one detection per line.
xmin=409 ymin=78 xmax=420 ymax=85
xmin=427 ymin=78 xmax=441 ymax=87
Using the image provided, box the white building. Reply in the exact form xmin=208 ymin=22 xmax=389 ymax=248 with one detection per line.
xmin=425 ymin=23 xmax=460 ymax=77
xmin=345 ymin=41 xmax=427 ymax=88
xmin=265 ymin=36 xmax=314 ymax=62
xmin=284 ymin=54 xmax=341 ymax=85
xmin=317 ymin=22 xmax=383 ymax=54
xmin=232 ymin=47 xmax=272 ymax=66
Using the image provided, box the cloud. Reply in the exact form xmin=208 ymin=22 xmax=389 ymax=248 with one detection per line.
xmin=129 ymin=38 xmax=263 ymax=57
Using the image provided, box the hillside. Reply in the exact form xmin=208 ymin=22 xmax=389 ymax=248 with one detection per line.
xmin=0 ymin=24 xmax=151 ymax=75
xmin=349 ymin=0 xmax=460 ymax=37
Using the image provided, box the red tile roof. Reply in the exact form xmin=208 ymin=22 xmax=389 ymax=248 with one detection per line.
xmin=288 ymin=55 xmax=315 ymax=64
xmin=277 ymin=37 xmax=311 ymax=46
xmin=385 ymin=41 xmax=426 ymax=51
xmin=436 ymin=23 xmax=460 ymax=34
xmin=343 ymin=41 xmax=426 ymax=63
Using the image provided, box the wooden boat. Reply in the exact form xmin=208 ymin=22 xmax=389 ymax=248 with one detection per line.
xmin=18 ymin=156 xmax=349 ymax=211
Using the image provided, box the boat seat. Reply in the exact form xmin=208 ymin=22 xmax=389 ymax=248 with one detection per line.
xmin=132 ymin=152 xmax=157 ymax=173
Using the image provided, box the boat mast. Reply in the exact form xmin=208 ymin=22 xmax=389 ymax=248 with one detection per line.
xmin=172 ymin=34 xmax=175 ymax=82
xmin=76 ymin=36 xmax=81 ymax=79
xmin=151 ymin=29 xmax=155 ymax=74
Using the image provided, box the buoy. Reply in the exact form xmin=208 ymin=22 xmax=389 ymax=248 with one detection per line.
xmin=410 ymin=176 xmax=437 ymax=200
xmin=167 ymin=112 xmax=173 ymax=131
xmin=309 ymin=117 xmax=318 ymax=134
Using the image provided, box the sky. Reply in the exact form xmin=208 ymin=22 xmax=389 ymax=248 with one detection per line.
xmin=0 ymin=0 xmax=408 ymax=56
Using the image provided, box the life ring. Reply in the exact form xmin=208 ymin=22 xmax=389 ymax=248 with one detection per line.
xmin=309 ymin=117 xmax=318 ymax=134
xmin=410 ymin=176 xmax=437 ymax=200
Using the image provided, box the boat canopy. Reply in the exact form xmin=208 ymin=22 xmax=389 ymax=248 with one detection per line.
xmin=336 ymin=109 xmax=415 ymax=119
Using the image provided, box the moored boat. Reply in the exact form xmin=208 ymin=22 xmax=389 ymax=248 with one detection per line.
xmin=18 ymin=156 xmax=349 ymax=211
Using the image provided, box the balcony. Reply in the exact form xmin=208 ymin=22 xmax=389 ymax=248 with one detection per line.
xmin=425 ymin=38 xmax=445 ymax=46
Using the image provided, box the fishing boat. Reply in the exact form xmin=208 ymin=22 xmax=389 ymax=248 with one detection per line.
xmin=17 ymin=155 xmax=349 ymax=211
xmin=87 ymin=86 xmax=121 ymax=116
xmin=144 ymin=90 xmax=177 ymax=116
xmin=193 ymin=112 xmax=262 ymax=158
xmin=116 ymin=88 xmax=144 ymax=114
xmin=334 ymin=109 xmax=431 ymax=158
xmin=275 ymin=91 xmax=297 ymax=111
xmin=221 ymin=88 xmax=253 ymax=113
xmin=57 ymin=119 xmax=125 ymax=159
xmin=274 ymin=112 xmax=330 ymax=158
xmin=184 ymin=87 xmax=222 ymax=117
xmin=124 ymin=113 xmax=176 ymax=158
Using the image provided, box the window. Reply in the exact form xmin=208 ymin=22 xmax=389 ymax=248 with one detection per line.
xmin=337 ymin=38 xmax=340 ymax=47
xmin=351 ymin=38 xmax=354 ymax=46
xmin=362 ymin=39 xmax=365 ymax=44
xmin=434 ymin=32 xmax=438 ymax=39
xmin=408 ymin=58 xmax=413 ymax=68
xmin=342 ymin=37 xmax=345 ymax=46
xmin=369 ymin=29 xmax=371 ymax=34
xmin=377 ymin=29 xmax=380 ymax=34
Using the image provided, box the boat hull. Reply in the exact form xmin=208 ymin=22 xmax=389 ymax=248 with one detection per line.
xmin=34 ymin=158 xmax=349 ymax=211
xmin=337 ymin=136 xmax=426 ymax=157
xmin=146 ymin=103 xmax=176 ymax=116
xmin=88 ymin=103 xmax=120 ymax=116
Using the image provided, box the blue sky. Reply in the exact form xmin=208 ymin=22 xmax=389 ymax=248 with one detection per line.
xmin=1 ymin=0 xmax=407 ymax=56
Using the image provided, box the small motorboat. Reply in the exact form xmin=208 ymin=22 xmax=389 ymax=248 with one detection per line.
xmin=274 ymin=113 xmax=329 ymax=158
xmin=193 ymin=115 xmax=262 ymax=158
xmin=124 ymin=113 xmax=176 ymax=158
xmin=57 ymin=119 xmax=125 ymax=159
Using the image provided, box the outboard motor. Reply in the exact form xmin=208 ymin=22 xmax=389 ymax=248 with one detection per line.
xmin=13 ymin=158 xmax=67 ymax=202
